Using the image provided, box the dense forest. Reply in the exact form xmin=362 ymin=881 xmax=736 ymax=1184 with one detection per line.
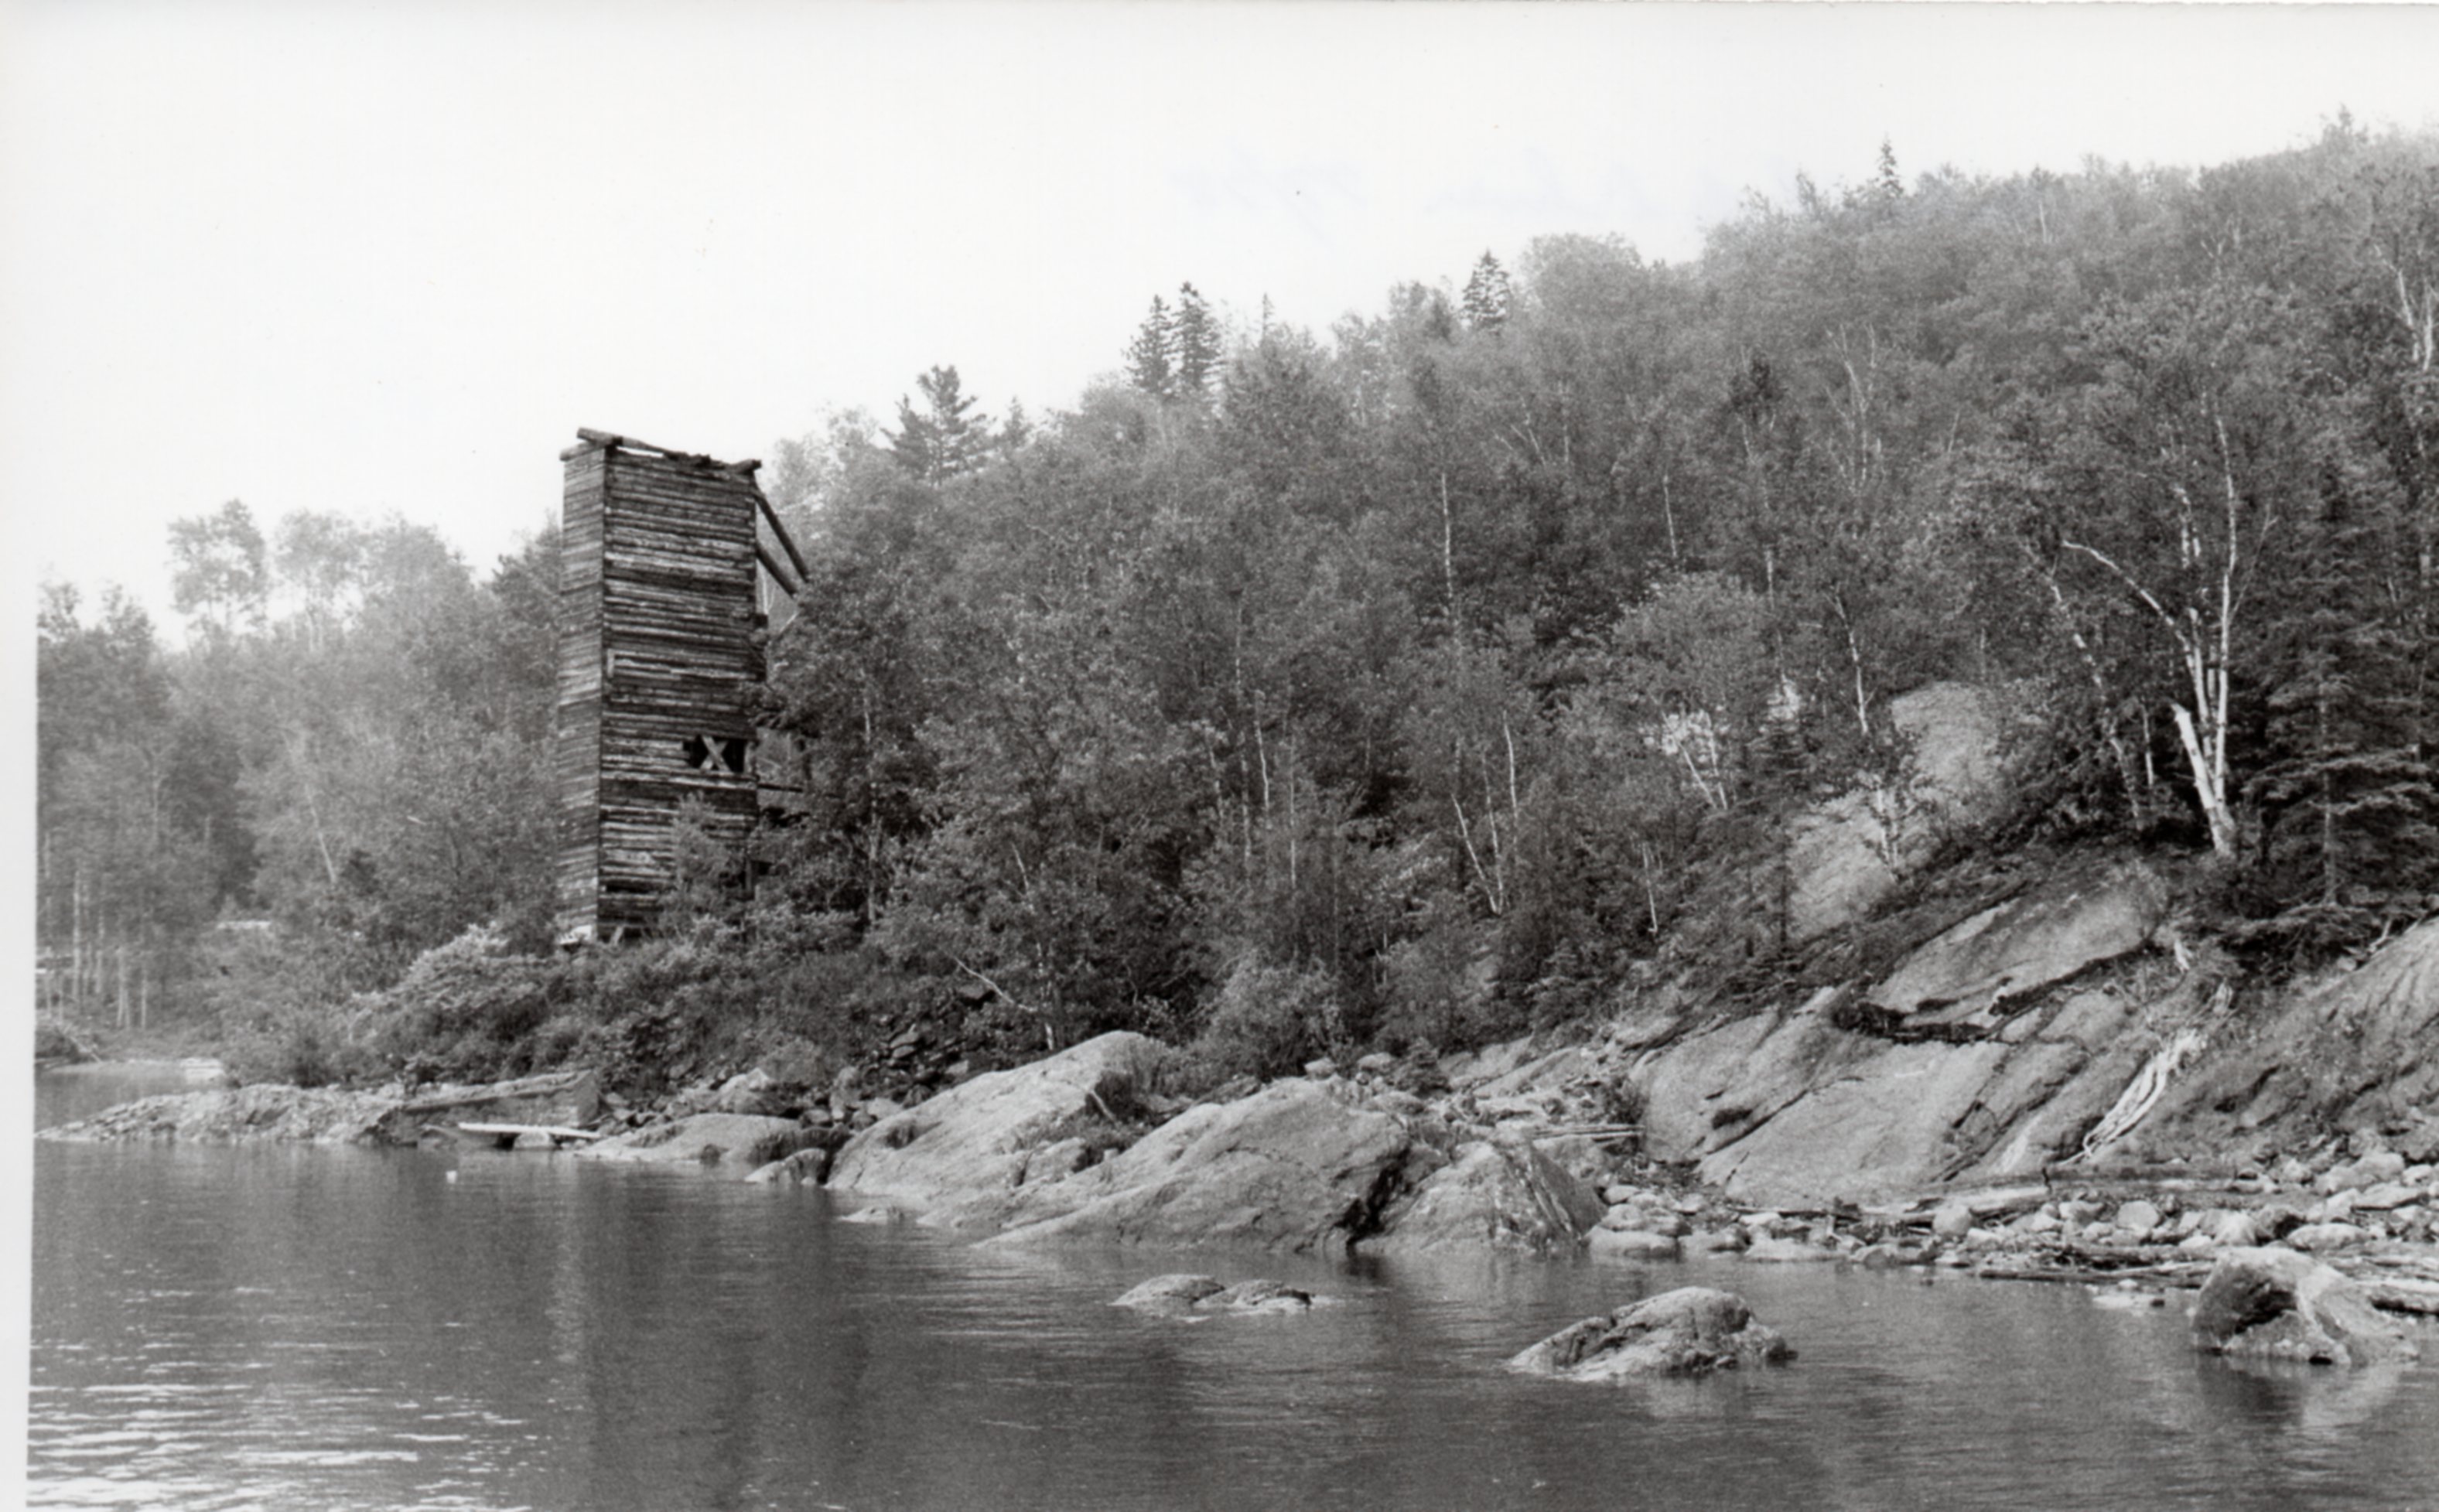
xmin=36 ymin=121 xmax=2439 ymax=1091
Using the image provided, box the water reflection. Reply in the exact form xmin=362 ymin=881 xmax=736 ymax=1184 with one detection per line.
xmin=32 ymin=1067 xmax=2439 ymax=1512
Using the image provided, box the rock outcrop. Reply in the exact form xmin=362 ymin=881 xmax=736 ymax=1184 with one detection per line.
xmin=2191 ymin=1246 xmax=2420 ymax=1366
xmin=828 ymin=1031 xmax=1175 ymax=1205
xmin=968 ymin=1078 xmax=1417 ymax=1254
xmin=576 ymin=1112 xmax=816 ymax=1172
xmin=1866 ymin=861 xmax=2167 ymax=1032
xmin=1621 ymin=859 xmax=2204 ymax=1209
xmin=41 ymin=1083 xmax=405 ymax=1144
xmin=1367 ymin=1136 xmax=1603 ymax=1256
xmin=1785 ymin=682 xmax=2010 ymax=943
xmin=1508 ymin=1287 xmax=1795 ymax=1381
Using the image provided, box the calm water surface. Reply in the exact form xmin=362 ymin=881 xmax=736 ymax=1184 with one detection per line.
xmin=32 ymin=1064 xmax=2439 ymax=1511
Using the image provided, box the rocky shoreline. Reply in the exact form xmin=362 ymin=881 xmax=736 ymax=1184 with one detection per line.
xmin=42 ymin=1028 xmax=2439 ymax=1335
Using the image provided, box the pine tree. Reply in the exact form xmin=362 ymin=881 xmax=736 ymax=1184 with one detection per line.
xmin=2243 ymin=487 xmax=2439 ymax=952
xmin=1460 ymin=252 xmax=1512 ymax=332
xmin=1125 ymin=296 xmax=1175 ymax=400
xmin=887 ymin=366 xmax=992 ymax=483
xmin=1172 ymin=282 xmax=1221 ymax=400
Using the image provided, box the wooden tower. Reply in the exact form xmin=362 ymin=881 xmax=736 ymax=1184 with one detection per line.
xmin=554 ymin=428 xmax=806 ymax=945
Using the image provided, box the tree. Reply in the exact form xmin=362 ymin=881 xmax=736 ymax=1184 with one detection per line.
xmin=1172 ymin=282 xmax=1221 ymax=398
xmin=887 ymin=366 xmax=992 ymax=483
xmin=2031 ymin=283 xmax=2324 ymax=858
xmin=1125 ymin=296 xmax=1174 ymax=399
xmin=169 ymin=500 xmax=269 ymax=641
xmin=1461 ymin=251 xmax=1512 ymax=331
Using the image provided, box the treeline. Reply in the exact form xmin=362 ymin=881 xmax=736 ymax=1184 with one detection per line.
xmin=36 ymin=508 xmax=560 ymax=1040
xmin=36 ymin=121 xmax=2439 ymax=1085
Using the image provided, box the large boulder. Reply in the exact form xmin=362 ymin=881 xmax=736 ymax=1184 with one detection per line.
xmin=967 ymin=1078 xmax=1416 ymax=1254
xmin=576 ymin=1112 xmax=815 ymax=1172
xmin=1508 ymin=1286 xmax=1795 ymax=1381
xmin=1369 ymin=1136 xmax=1603 ymax=1256
xmin=828 ymin=1031 xmax=1174 ymax=1206
xmin=2191 ymin=1246 xmax=2419 ymax=1367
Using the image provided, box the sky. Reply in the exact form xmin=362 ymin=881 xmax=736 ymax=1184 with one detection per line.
xmin=7 ymin=2 xmax=2439 ymax=635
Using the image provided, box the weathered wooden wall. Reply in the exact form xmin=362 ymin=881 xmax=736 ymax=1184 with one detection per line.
xmin=555 ymin=433 xmax=770 ymax=944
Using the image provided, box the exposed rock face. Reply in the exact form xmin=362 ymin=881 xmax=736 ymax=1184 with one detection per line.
xmin=1867 ymin=862 xmax=2167 ymax=1031
xmin=828 ymin=1031 xmax=1174 ymax=1205
xmin=2154 ymin=916 xmax=2439 ymax=1152
xmin=1509 ymin=1287 xmax=1795 ymax=1381
xmin=967 ymin=1079 xmax=1415 ymax=1254
xmin=1785 ymin=683 xmax=2009 ymax=943
xmin=2191 ymin=1247 xmax=2419 ymax=1366
xmin=1368 ymin=1137 xmax=1603 ymax=1257
xmin=576 ymin=1112 xmax=815 ymax=1172
xmin=41 ymin=1084 xmax=405 ymax=1144
xmin=1621 ymin=858 xmax=2212 ymax=1209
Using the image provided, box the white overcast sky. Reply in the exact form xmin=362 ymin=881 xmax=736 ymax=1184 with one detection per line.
xmin=5 ymin=2 xmax=2439 ymax=627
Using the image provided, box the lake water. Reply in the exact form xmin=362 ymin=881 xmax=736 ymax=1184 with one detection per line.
xmin=30 ymin=1063 xmax=2439 ymax=1511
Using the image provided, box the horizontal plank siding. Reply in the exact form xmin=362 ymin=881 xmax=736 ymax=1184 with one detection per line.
xmin=555 ymin=432 xmax=779 ymax=944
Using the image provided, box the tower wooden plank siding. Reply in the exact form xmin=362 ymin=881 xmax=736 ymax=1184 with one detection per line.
xmin=555 ymin=429 xmax=801 ymax=945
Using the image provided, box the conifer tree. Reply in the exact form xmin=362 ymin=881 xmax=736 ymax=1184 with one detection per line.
xmin=1172 ymin=282 xmax=1221 ymax=399
xmin=1125 ymin=296 xmax=1174 ymax=399
xmin=887 ymin=366 xmax=992 ymax=483
xmin=1461 ymin=251 xmax=1512 ymax=331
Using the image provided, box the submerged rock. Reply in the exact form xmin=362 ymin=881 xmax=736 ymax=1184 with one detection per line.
xmin=1114 ymin=1273 xmax=1228 ymax=1310
xmin=1114 ymin=1275 xmax=1316 ymax=1316
xmin=2190 ymin=1246 xmax=2418 ymax=1367
xmin=1509 ymin=1287 xmax=1795 ymax=1381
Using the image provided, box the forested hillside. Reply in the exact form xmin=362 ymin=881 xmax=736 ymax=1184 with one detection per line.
xmin=37 ymin=121 xmax=2439 ymax=1088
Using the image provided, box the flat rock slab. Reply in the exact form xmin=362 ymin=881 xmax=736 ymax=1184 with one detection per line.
xmin=1695 ymin=1039 xmax=2010 ymax=1208
xmin=1510 ymin=1286 xmax=1795 ymax=1381
xmin=1870 ymin=862 xmax=2166 ymax=1026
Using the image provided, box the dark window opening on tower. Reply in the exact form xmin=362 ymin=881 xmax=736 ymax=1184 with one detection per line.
xmin=681 ymin=735 xmax=750 ymax=775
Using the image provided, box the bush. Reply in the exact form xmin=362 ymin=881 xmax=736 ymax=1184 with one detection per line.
xmin=1188 ymin=957 xmax=1344 ymax=1083
xmin=364 ymin=923 xmax=570 ymax=1084
xmin=222 ymin=999 xmax=381 ymax=1088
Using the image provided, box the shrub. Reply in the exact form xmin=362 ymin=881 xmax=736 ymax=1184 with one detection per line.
xmin=1188 ymin=957 xmax=1344 ymax=1083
